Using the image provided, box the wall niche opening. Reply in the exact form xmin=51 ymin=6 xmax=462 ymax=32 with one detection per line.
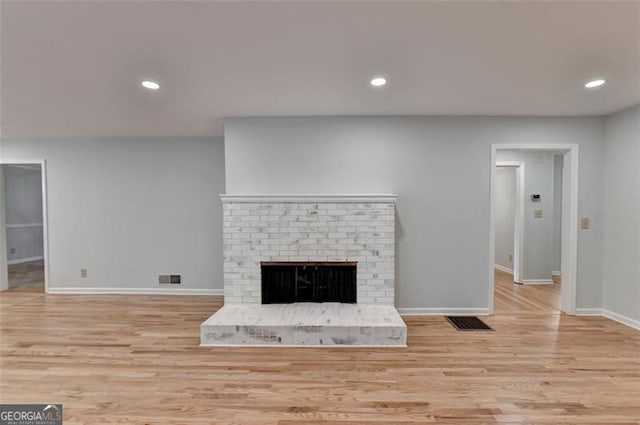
xmin=261 ymin=262 xmax=356 ymax=304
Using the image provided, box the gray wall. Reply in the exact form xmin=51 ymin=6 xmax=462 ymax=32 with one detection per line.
xmin=3 ymin=165 xmax=44 ymax=262
xmin=603 ymin=104 xmax=640 ymax=321
xmin=225 ymin=116 xmax=605 ymax=310
xmin=0 ymin=137 xmax=225 ymax=292
xmin=494 ymin=166 xmax=516 ymax=271
xmin=495 ymin=150 xmax=557 ymax=281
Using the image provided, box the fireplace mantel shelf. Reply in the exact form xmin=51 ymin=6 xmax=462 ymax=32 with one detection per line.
xmin=220 ymin=194 xmax=398 ymax=203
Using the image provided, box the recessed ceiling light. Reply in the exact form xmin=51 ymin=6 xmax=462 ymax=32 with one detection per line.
xmin=585 ymin=79 xmax=605 ymax=89
xmin=141 ymin=80 xmax=160 ymax=90
xmin=370 ymin=77 xmax=387 ymax=87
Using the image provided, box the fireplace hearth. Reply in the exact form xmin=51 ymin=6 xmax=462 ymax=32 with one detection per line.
xmin=200 ymin=194 xmax=406 ymax=347
xmin=261 ymin=262 xmax=357 ymax=304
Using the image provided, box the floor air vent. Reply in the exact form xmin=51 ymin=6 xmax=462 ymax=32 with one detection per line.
xmin=446 ymin=316 xmax=493 ymax=331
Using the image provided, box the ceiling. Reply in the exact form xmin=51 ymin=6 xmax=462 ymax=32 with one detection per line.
xmin=1 ymin=0 xmax=639 ymax=138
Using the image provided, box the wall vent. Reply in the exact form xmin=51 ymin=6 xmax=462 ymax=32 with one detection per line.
xmin=159 ymin=275 xmax=181 ymax=284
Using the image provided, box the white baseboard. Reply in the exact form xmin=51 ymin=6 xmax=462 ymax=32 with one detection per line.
xmin=574 ymin=308 xmax=639 ymax=330
xmin=574 ymin=308 xmax=603 ymax=316
xmin=398 ymin=307 xmax=490 ymax=316
xmin=521 ymin=279 xmax=554 ymax=285
xmin=47 ymin=287 xmax=224 ymax=296
xmin=552 ymin=270 xmax=562 ymax=276
xmin=602 ymin=309 xmax=640 ymax=330
xmin=494 ymin=264 xmax=513 ymax=274
xmin=7 ymin=256 xmax=44 ymax=265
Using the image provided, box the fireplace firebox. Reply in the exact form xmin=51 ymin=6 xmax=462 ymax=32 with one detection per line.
xmin=261 ymin=262 xmax=356 ymax=304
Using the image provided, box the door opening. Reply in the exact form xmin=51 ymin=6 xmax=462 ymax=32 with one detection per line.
xmin=0 ymin=160 xmax=49 ymax=293
xmin=495 ymin=162 xmax=524 ymax=284
xmin=489 ymin=145 xmax=578 ymax=315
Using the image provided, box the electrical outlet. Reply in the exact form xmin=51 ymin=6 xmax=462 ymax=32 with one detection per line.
xmin=581 ymin=217 xmax=590 ymax=230
xmin=534 ymin=209 xmax=543 ymax=218
xmin=80 ymin=269 xmax=87 ymax=278
xmin=508 ymin=254 xmax=513 ymax=262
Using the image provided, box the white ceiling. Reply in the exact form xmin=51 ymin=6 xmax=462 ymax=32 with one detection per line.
xmin=1 ymin=0 xmax=639 ymax=138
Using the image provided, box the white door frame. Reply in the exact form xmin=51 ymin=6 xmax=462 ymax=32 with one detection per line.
xmin=0 ymin=159 xmax=50 ymax=293
xmin=495 ymin=161 xmax=525 ymax=283
xmin=489 ymin=144 xmax=579 ymax=315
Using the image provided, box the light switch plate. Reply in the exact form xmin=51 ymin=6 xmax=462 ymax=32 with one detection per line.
xmin=581 ymin=217 xmax=590 ymax=230
xmin=534 ymin=209 xmax=543 ymax=218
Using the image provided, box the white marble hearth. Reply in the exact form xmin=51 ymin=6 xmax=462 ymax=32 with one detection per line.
xmin=201 ymin=303 xmax=407 ymax=347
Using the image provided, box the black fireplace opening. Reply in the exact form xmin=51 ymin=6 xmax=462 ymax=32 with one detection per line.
xmin=261 ymin=262 xmax=356 ymax=304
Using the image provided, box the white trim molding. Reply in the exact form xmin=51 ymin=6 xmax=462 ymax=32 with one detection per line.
xmin=398 ymin=308 xmax=490 ymax=316
xmin=521 ymin=279 xmax=554 ymax=285
xmin=220 ymin=194 xmax=398 ymax=203
xmin=575 ymin=308 xmax=603 ymax=316
xmin=6 ymin=223 xmax=44 ymax=229
xmin=552 ymin=270 xmax=562 ymax=276
xmin=494 ymin=264 xmax=514 ymax=274
xmin=8 ymin=256 xmax=44 ymax=266
xmin=47 ymin=287 xmax=224 ymax=296
xmin=603 ymin=309 xmax=640 ymax=330
xmin=575 ymin=308 xmax=640 ymax=330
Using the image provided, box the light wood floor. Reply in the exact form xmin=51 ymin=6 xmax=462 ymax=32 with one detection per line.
xmin=7 ymin=260 xmax=44 ymax=291
xmin=1 ymin=282 xmax=640 ymax=423
xmin=494 ymin=269 xmax=561 ymax=314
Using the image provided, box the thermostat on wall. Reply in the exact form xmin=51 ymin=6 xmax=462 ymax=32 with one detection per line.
xmin=530 ymin=194 xmax=541 ymax=202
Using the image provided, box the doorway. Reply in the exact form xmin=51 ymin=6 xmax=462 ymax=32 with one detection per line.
xmin=0 ymin=160 xmax=49 ymax=292
xmin=489 ymin=145 xmax=578 ymax=315
xmin=494 ymin=161 xmax=524 ymax=283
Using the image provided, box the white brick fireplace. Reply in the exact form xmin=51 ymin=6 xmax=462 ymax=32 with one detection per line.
xmin=200 ymin=195 xmax=406 ymax=347
xmin=222 ymin=195 xmax=396 ymax=305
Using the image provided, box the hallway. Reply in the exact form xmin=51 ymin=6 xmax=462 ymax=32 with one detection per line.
xmin=7 ymin=260 xmax=44 ymax=292
xmin=494 ymin=269 xmax=560 ymax=314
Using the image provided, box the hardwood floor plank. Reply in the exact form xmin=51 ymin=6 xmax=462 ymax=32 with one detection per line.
xmin=494 ymin=269 xmax=561 ymax=314
xmin=1 ymin=281 xmax=639 ymax=424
